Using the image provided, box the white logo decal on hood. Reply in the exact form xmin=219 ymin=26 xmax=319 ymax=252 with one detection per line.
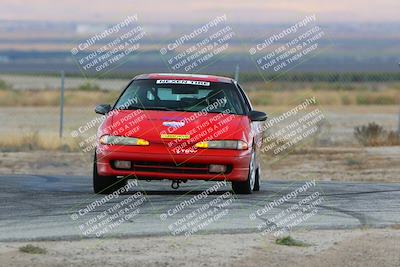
xmin=162 ymin=121 xmax=185 ymax=128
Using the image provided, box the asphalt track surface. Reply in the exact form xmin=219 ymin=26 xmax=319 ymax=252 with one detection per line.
xmin=0 ymin=174 xmax=399 ymax=241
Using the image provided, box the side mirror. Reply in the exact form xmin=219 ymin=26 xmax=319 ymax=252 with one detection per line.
xmin=248 ymin=110 xmax=267 ymax=121
xmin=95 ymin=104 xmax=111 ymax=115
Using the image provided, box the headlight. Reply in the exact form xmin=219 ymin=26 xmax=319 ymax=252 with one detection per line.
xmin=195 ymin=140 xmax=248 ymax=150
xmin=99 ymin=135 xmax=149 ymax=146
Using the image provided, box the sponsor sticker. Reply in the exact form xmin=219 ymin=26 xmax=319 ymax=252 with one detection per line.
xmin=156 ymin=80 xmax=210 ymax=86
xmin=161 ymin=134 xmax=191 ymax=139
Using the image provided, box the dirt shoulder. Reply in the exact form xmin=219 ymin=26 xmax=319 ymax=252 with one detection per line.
xmin=263 ymin=146 xmax=400 ymax=183
xmin=1 ymin=228 xmax=399 ymax=267
xmin=234 ymin=228 xmax=400 ymax=267
xmin=0 ymin=151 xmax=92 ymax=177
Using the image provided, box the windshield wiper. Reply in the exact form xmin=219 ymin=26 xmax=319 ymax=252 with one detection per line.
xmin=118 ymin=105 xmax=177 ymax=111
xmin=118 ymin=105 xmax=236 ymax=114
xmin=117 ymin=105 xmax=145 ymax=110
xmin=145 ymin=106 xmax=178 ymax=111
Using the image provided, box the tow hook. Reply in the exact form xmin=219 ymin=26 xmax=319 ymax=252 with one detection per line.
xmin=171 ymin=180 xmax=187 ymax=189
xmin=171 ymin=180 xmax=181 ymax=189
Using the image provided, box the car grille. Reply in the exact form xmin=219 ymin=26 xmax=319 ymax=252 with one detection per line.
xmin=111 ymin=161 xmax=232 ymax=174
xmin=112 ymin=161 xmax=208 ymax=174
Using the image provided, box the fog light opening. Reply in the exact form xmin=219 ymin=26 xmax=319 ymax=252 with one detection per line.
xmin=209 ymin=164 xmax=227 ymax=173
xmin=114 ymin=160 xmax=132 ymax=169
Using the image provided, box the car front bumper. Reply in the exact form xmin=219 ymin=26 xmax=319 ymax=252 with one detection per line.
xmin=96 ymin=147 xmax=251 ymax=182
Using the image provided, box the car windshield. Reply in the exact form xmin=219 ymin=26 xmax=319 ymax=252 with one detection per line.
xmin=114 ymin=79 xmax=245 ymax=115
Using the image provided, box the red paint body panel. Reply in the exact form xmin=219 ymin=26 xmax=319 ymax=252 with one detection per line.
xmin=95 ymin=74 xmax=264 ymax=182
xmin=97 ymin=149 xmax=250 ymax=181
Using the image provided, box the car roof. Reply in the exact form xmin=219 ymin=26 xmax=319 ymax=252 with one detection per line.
xmin=134 ymin=73 xmax=234 ymax=83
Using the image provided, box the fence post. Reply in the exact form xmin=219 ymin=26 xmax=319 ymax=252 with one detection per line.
xmin=397 ymin=109 xmax=400 ymax=135
xmin=59 ymin=70 xmax=65 ymax=138
xmin=234 ymin=64 xmax=240 ymax=82
xmin=398 ymin=62 xmax=400 ymax=134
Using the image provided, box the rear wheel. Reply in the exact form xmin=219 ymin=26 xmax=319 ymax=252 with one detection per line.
xmin=93 ymin=154 xmax=126 ymax=194
xmin=232 ymin=151 xmax=256 ymax=194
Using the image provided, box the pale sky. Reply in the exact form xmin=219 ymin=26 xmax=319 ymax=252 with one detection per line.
xmin=1 ymin=0 xmax=400 ymax=23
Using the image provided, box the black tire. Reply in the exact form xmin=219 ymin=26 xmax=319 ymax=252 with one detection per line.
xmin=232 ymin=151 xmax=256 ymax=194
xmin=93 ymin=154 xmax=126 ymax=194
xmin=253 ymin=168 xmax=260 ymax=192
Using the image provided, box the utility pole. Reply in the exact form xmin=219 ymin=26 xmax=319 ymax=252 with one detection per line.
xmin=59 ymin=70 xmax=65 ymax=138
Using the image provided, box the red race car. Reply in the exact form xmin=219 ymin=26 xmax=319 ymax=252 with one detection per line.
xmin=94 ymin=73 xmax=267 ymax=194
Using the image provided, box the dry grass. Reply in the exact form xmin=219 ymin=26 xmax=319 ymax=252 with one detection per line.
xmin=0 ymin=81 xmax=399 ymax=107
xmin=354 ymin=123 xmax=400 ymax=146
xmin=0 ymin=89 xmax=119 ymax=107
xmin=0 ymin=132 xmax=80 ymax=152
xmin=275 ymin=236 xmax=311 ymax=247
xmin=19 ymin=244 xmax=47 ymax=254
xmin=248 ymin=89 xmax=399 ymax=106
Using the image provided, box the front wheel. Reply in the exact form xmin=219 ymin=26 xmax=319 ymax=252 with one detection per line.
xmin=93 ymin=154 xmax=126 ymax=194
xmin=232 ymin=151 xmax=258 ymax=194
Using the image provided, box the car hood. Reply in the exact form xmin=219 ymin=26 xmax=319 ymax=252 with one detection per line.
xmin=107 ymin=110 xmax=250 ymax=145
